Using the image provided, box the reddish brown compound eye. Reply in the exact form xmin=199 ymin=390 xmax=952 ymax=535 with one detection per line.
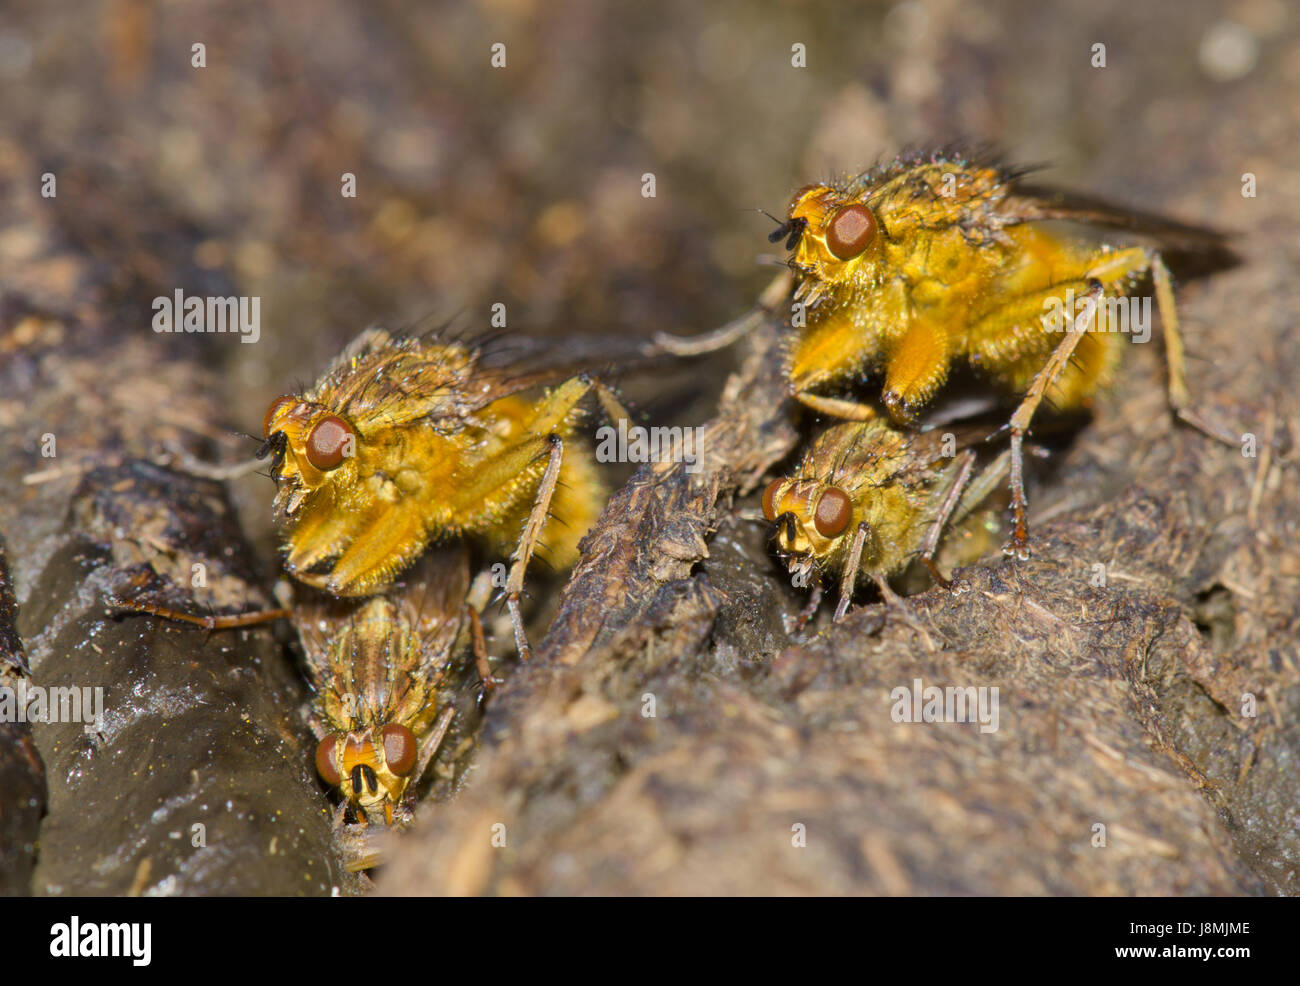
xmin=263 ymin=395 xmax=296 ymax=438
xmin=305 ymin=415 xmax=355 ymax=471
xmin=825 ymin=203 xmax=877 ymax=260
xmin=381 ymin=724 xmax=418 ymax=776
xmin=315 ymin=735 xmax=341 ymax=786
xmin=762 ymin=479 xmax=784 ymax=521
xmin=814 ymin=486 xmax=853 ymax=538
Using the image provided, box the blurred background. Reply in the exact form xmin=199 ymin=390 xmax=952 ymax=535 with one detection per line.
xmin=5 ymin=0 xmax=1292 ymax=382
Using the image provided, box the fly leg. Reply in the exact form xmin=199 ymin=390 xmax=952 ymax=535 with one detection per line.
xmin=791 ymin=308 xmax=884 ymax=423
xmin=917 ymin=451 xmax=976 ymax=591
xmin=466 ymin=603 xmax=501 ymax=703
xmin=515 ymin=373 xmax=629 ymax=436
xmin=510 ymin=434 xmax=565 ymax=659
xmin=834 ymin=521 xmax=871 ymax=623
xmin=832 ymin=521 xmax=932 ymax=643
xmin=1003 ymin=280 xmax=1104 ymax=559
xmin=919 ymin=448 xmax=1011 ymax=591
xmin=332 ymin=801 xmax=354 ymax=838
xmin=449 ymin=429 xmax=571 ymax=660
xmin=315 ymin=504 xmax=429 ymax=597
xmin=649 ymin=270 xmax=793 ymax=356
xmin=795 ymin=392 xmax=881 ymax=421
xmin=788 ymin=577 xmax=823 ymax=635
xmin=1082 ymin=246 xmax=1237 ymax=445
xmin=111 ymin=597 xmax=291 ymax=630
xmin=458 ymin=373 xmax=628 ymax=660
xmin=1148 ymin=250 xmax=1237 ymax=445
xmin=881 ymin=317 xmax=952 ymax=424
xmin=157 ymin=440 xmax=267 ymax=482
xmin=408 ymin=707 xmax=456 ymax=798
xmin=870 ymin=573 xmax=904 ymax=606
xmin=833 ymin=520 xmax=905 ymax=622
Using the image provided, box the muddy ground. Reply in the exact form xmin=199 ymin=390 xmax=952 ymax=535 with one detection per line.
xmin=0 ymin=0 xmax=1296 ymax=895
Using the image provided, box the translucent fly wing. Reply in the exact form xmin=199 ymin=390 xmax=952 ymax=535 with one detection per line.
xmin=1000 ymin=184 xmax=1238 ymax=275
xmin=389 ymin=543 xmax=473 ymax=674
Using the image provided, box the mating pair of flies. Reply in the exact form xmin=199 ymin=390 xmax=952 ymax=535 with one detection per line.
xmin=755 ymin=150 xmax=1235 ymax=625
xmin=122 ymin=149 xmax=1235 ymax=837
xmin=123 ymin=327 xmax=629 ymax=841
